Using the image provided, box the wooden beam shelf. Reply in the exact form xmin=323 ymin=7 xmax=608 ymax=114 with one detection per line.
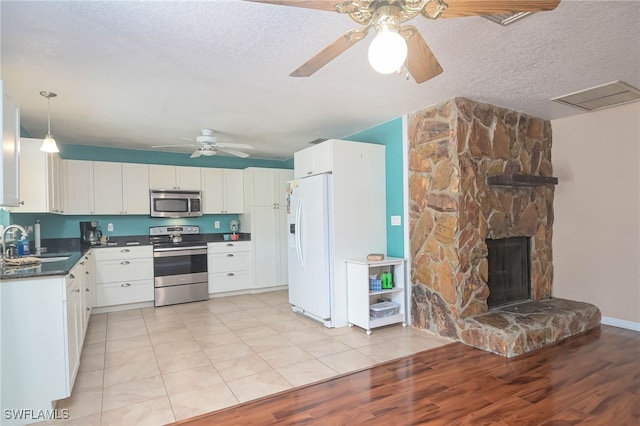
xmin=487 ymin=174 xmax=558 ymax=187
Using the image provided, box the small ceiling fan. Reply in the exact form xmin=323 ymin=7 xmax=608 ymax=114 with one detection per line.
xmin=245 ymin=0 xmax=561 ymax=83
xmin=152 ymin=129 xmax=255 ymax=159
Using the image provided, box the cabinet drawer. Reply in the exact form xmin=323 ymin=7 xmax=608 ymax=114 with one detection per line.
xmin=208 ymin=252 xmax=250 ymax=273
xmin=95 ymin=279 xmax=154 ymax=307
xmin=93 ymin=245 xmax=152 ymax=261
xmin=95 ymin=258 xmax=153 ymax=283
xmin=207 ymin=241 xmax=251 ymax=254
xmin=208 ymin=271 xmax=251 ymax=293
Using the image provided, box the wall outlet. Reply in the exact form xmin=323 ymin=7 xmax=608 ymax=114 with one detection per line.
xmin=107 ymin=223 xmax=114 ymax=232
xmin=214 ymin=221 xmax=220 ymax=229
xmin=391 ymin=215 xmax=402 ymax=226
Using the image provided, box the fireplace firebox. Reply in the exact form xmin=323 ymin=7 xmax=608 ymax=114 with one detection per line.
xmin=486 ymin=237 xmax=531 ymax=308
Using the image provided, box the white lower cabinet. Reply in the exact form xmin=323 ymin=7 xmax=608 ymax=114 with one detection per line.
xmin=94 ymin=246 xmax=154 ymax=307
xmin=208 ymin=241 xmax=252 ymax=293
xmin=1 ymin=271 xmax=90 ymax=423
xmin=346 ymin=258 xmax=407 ymax=334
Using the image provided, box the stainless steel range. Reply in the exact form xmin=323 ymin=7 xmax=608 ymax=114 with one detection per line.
xmin=150 ymin=225 xmax=208 ymax=307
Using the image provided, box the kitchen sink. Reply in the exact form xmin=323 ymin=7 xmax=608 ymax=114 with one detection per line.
xmin=38 ymin=256 xmax=70 ymax=263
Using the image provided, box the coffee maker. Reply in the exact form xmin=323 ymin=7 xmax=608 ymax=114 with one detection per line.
xmin=80 ymin=221 xmax=102 ymax=246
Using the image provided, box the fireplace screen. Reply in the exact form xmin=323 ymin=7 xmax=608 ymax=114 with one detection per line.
xmin=486 ymin=237 xmax=531 ymax=308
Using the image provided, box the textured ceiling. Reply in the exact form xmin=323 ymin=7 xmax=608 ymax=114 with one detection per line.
xmin=1 ymin=0 xmax=639 ymax=160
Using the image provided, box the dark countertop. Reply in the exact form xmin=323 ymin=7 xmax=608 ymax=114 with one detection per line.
xmin=0 ymin=249 xmax=86 ymax=281
xmin=0 ymin=232 xmax=251 ymax=281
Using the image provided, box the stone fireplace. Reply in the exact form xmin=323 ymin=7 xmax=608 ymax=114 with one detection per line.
xmin=409 ymin=98 xmax=600 ymax=357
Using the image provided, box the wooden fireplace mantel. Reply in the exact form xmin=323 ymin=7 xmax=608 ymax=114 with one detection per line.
xmin=487 ymin=174 xmax=558 ymax=187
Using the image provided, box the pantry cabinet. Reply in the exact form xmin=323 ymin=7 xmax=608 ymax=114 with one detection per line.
xmin=63 ymin=160 xmax=95 ymax=214
xmin=201 ymin=168 xmax=244 ymax=214
xmin=1 ymin=81 xmax=20 ymax=207
xmin=149 ymin=165 xmax=201 ymax=191
xmin=241 ymin=167 xmax=293 ymax=289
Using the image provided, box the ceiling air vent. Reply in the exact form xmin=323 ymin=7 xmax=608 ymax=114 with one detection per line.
xmin=308 ymin=138 xmax=327 ymax=145
xmin=484 ymin=12 xmax=532 ymax=26
xmin=551 ymin=81 xmax=640 ymax=112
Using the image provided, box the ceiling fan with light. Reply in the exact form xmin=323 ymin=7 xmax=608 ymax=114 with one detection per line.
xmin=245 ymin=0 xmax=561 ymax=83
xmin=152 ymin=129 xmax=255 ymax=158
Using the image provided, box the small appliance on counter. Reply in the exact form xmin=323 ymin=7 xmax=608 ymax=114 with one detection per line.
xmin=80 ymin=221 xmax=102 ymax=246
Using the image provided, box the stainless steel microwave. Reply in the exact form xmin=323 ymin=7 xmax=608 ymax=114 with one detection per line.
xmin=150 ymin=190 xmax=202 ymax=218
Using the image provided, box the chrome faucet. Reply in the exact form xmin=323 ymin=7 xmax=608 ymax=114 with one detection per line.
xmin=2 ymin=224 xmax=28 ymax=260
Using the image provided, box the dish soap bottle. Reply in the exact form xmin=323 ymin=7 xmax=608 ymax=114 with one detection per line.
xmin=17 ymin=235 xmax=31 ymax=256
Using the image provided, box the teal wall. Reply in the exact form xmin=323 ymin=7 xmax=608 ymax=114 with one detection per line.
xmin=0 ymin=208 xmax=11 ymax=229
xmin=345 ymin=118 xmax=404 ymax=257
xmin=59 ymin=144 xmax=292 ymax=169
xmin=10 ymin=213 xmax=240 ymax=239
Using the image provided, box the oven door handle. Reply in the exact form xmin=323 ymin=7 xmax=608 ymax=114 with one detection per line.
xmin=153 ymin=247 xmax=208 ymax=257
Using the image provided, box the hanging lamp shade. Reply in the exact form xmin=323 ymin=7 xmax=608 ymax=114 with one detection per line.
xmin=39 ymin=91 xmax=59 ymax=153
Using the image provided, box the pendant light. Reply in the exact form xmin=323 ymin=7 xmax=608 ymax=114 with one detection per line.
xmin=39 ymin=91 xmax=59 ymax=153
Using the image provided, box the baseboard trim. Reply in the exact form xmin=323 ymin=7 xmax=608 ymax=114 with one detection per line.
xmin=601 ymin=316 xmax=640 ymax=331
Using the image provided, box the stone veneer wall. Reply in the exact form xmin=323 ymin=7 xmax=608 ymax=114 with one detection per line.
xmin=409 ymin=97 xmax=554 ymax=339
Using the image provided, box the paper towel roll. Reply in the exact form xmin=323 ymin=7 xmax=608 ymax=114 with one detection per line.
xmin=34 ymin=221 xmax=41 ymax=250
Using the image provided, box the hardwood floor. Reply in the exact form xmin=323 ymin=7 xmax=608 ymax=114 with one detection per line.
xmin=171 ymin=325 xmax=639 ymax=425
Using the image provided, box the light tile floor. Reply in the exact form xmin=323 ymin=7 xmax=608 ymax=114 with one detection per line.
xmin=37 ymin=290 xmax=452 ymax=425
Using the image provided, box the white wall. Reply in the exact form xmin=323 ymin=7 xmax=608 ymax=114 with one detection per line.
xmin=552 ymin=102 xmax=640 ymax=326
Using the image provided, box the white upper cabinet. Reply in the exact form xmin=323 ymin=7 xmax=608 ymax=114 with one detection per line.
xmin=93 ymin=162 xmax=123 ymax=214
xmin=93 ymin=162 xmax=150 ymax=215
xmin=14 ymin=138 xmax=49 ymax=212
xmin=63 ymin=160 xmax=94 ymax=214
xmin=13 ymin=138 xmax=64 ymax=214
xmin=201 ymin=168 xmax=244 ymax=214
xmin=243 ymin=167 xmax=293 ymax=207
xmin=293 ymin=141 xmax=333 ymax=178
xmin=48 ymin=153 xmax=64 ymax=213
xmin=122 ymin=163 xmax=150 ymax=214
xmin=1 ymin=81 xmax=20 ymax=207
xmin=149 ymin=165 xmax=201 ymax=191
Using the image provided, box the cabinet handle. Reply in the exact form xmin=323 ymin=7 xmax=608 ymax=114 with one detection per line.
xmin=84 ymin=256 xmax=89 ymax=260
xmin=227 ymin=273 xmax=235 ymax=276
xmin=19 ymin=201 xmax=24 ymax=205
xmin=87 ymin=308 xmax=91 ymax=312
xmin=226 ymin=243 xmax=234 ymax=247
xmin=121 ymin=261 xmax=130 ymax=265
xmin=80 ymin=261 xmax=85 ymax=265
xmin=121 ymin=283 xmax=131 ymax=287
xmin=226 ymin=254 xmax=234 ymax=257
xmin=74 ymin=288 xmax=80 ymax=293
xmin=307 ymin=171 xmax=312 ymax=175
xmin=121 ymin=249 xmax=130 ymax=253
xmin=86 ymin=271 xmax=90 ymax=275
xmin=70 ymin=273 xmax=76 ymax=279
xmin=86 ymin=288 xmax=90 ymax=292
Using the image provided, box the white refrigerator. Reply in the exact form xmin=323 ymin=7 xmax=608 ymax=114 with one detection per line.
xmin=287 ymin=167 xmax=386 ymax=328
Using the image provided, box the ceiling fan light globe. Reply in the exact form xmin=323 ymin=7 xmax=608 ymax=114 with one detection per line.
xmin=368 ymin=29 xmax=407 ymax=74
xmin=200 ymin=149 xmax=217 ymax=156
xmin=40 ymin=134 xmax=59 ymax=153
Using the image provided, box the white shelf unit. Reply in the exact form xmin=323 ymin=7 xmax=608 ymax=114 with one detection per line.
xmin=346 ymin=257 xmax=407 ymax=334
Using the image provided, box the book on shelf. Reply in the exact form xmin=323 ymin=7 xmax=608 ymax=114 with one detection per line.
xmin=367 ymin=253 xmax=385 ymax=261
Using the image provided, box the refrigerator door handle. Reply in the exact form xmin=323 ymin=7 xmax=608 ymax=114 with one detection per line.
xmin=295 ymin=198 xmax=304 ymax=266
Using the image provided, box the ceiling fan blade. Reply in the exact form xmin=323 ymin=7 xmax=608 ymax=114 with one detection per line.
xmin=152 ymin=143 xmax=195 ymax=148
xmin=190 ymin=150 xmax=202 ymax=158
xmin=438 ymin=0 xmax=561 ymax=18
xmin=218 ymin=148 xmax=250 ymax=158
xmin=215 ymin=142 xmax=255 ymax=150
xmin=181 ymin=137 xmax=195 ymax=141
xmin=290 ymin=28 xmax=369 ymax=77
xmin=400 ymin=26 xmax=443 ymax=84
xmin=243 ymin=0 xmax=340 ymax=12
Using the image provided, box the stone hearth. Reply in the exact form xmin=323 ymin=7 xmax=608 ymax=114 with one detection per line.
xmin=408 ymin=98 xmax=600 ymax=357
